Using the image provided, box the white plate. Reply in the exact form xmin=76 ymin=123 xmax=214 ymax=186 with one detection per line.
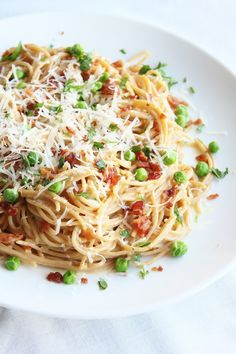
xmin=0 ymin=11 xmax=236 ymax=319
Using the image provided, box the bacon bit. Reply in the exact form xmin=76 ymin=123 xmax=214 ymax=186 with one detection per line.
xmin=13 ymin=160 xmax=22 ymax=172
xmin=151 ymin=265 xmax=163 ymax=272
xmin=186 ymin=119 xmax=193 ymax=128
xmin=159 ymin=113 xmax=166 ymax=119
xmin=39 ymin=221 xmax=50 ymax=232
xmin=40 ymin=167 xmax=55 ymax=180
xmin=129 ymin=94 xmax=137 ymax=99
xmin=129 ymin=200 xmax=144 ymax=215
xmin=0 ymin=232 xmax=23 ymax=245
xmin=112 ymin=60 xmax=123 ymax=68
xmin=65 ymin=152 xmax=80 ymax=167
xmin=162 ymin=186 xmax=177 ymax=204
xmin=101 ymin=79 xmax=116 ymax=95
xmin=137 ymin=161 xmax=150 ymax=169
xmin=59 ymin=31 xmax=64 ymax=36
xmin=120 ymin=105 xmax=132 ymax=112
xmin=0 ymin=202 xmax=18 ymax=216
xmin=196 ymin=154 xmax=208 ymax=163
xmin=153 ymin=120 xmax=160 ymax=134
xmin=83 ymin=229 xmax=96 ymax=240
xmin=59 ymin=149 xmax=68 ymax=156
xmin=135 ymin=151 xmax=148 ymax=162
xmin=167 ymin=95 xmax=188 ymax=110
xmin=148 ymin=163 xmax=162 ymax=180
xmin=207 ymin=193 xmax=219 ymax=201
xmin=104 ymin=167 xmax=120 ymax=186
xmin=166 ymin=202 xmax=173 ymax=208
xmin=47 ymin=272 xmax=63 ymax=283
xmin=51 ymin=147 xmax=57 ymax=156
xmin=193 ymin=118 xmax=203 ymax=126
xmin=66 ymin=126 xmax=76 ymax=135
xmin=81 ymin=70 xmax=91 ymax=81
xmin=132 ymin=215 xmax=151 ymax=238
xmin=81 ymin=277 xmax=88 ymax=284
xmin=83 ymin=135 xmax=88 ymax=142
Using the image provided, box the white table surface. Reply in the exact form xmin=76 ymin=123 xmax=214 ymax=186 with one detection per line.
xmin=0 ymin=1 xmax=236 ymax=353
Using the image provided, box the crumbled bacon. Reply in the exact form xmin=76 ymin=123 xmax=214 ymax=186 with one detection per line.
xmin=39 ymin=221 xmax=50 ymax=232
xmin=196 ymin=154 xmax=208 ymax=163
xmin=207 ymin=193 xmax=219 ymax=200
xmin=129 ymin=200 xmax=144 ymax=215
xmin=81 ymin=277 xmax=88 ymax=284
xmin=101 ymin=79 xmax=116 ymax=95
xmin=129 ymin=94 xmax=137 ymax=99
xmin=83 ymin=229 xmax=96 ymax=240
xmin=83 ymin=135 xmax=88 ymax=142
xmin=66 ymin=126 xmax=76 ymax=135
xmin=132 ymin=215 xmax=151 ymax=238
xmin=112 ymin=60 xmax=123 ymax=68
xmin=59 ymin=149 xmax=68 ymax=156
xmin=81 ymin=70 xmax=91 ymax=81
xmin=104 ymin=167 xmax=120 ymax=186
xmin=51 ymin=147 xmax=57 ymax=156
xmin=0 ymin=202 xmax=18 ymax=216
xmin=167 ymin=95 xmax=188 ymax=110
xmin=120 ymin=105 xmax=132 ymax=112
xmin=65 ymin=152 xmax=80 ymax=167
xmin=135 ymin=151 xmax=148 ymax=162
xmin=193 ymin=118 xmax=203 ymax=126
xmin=151 ymin=265 xmax=163 ymax=272
xmin=47 ymin=272 xmax=63 ymax=283
xmin=162 ymin=186 xmax=177 ymax=204
xmin=0 ymin=232 xmax=23 ymax=245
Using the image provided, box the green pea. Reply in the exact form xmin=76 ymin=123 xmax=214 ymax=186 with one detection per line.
xmin=48 ymin=181 xmax=63 ymax=194
xmin=175 ymin=104 xmax=188 ymax=116
xmin=195 ymin=161 xmax=209 ymax=177
xmin=115 ymin=257 xmax=129 ymax=272
xmin=4 ymin=256 xmax=21 ymax=271
xmin=174 ymin=171 xmax=187 ymax=184
xmin=170 ymin=241 xmax=188 ymax=257
xmin=75 ymin=101 xmax=88 ymax=109
xmin=91 ymin=81 xmax=103 ymax=93
xmin=99 ymin=71 xmax=109 ymax=83
xmin=63 ymin=270 xmax=77 ymax=284
xmin=3 ymin=188 xmax=19 ymax=204
xmin=163 ymin=151 xmax=177 ymax=166
xmin=124 ymin=150 xmax=136 ymax=161
xmin=208 ymin=141 xmax=219 ymax=154
xmin=175 ymin=114 xmax=188 ymax=128
xmin=135 ymin=168 xmax=148 ymax=181
xmin=16 ymin=68 xmax=26 ymax=79
xmin=16 ymin=81 xmax=26 ymax=90
xmin=27 ymin=152 xmax=41 ymax=166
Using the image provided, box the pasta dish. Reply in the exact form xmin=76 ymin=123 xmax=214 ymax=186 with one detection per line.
xmin=0 ymin=42 xmax=223 ymax=280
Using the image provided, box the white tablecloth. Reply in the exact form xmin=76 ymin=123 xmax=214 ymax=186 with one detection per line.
xmin=0 ymin=1 xmax=236 ymax=353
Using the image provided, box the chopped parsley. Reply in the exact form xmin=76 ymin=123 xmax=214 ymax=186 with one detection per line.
xmin=120 ymin=229 xmax=130 ymax=238
xmin=189 ymin=86 xmax=195 ymax=94
xmin=49 ymin=105 xmax=63 ymax=114
xmin=139 ymin=65 xmax=151 ymax=75
xmin=174 ymin=204 xmax=183 ymax=225
xmin=87 ymin=127 xmax=96 ymax=140
xmin=135 ymin=241 xmax=151 ymax=247
xmin=211 ymin=167 xmax=228 ymax=179
xmin=77 ymin=192 xmax=89 ymax=199
xmin=120 ymin=77 xmax=128 ymax=90
xmin=133 ymin=254 xmax=141 ymax=262
xmin=93 ymin=141 xmax=104 ymax=149
xmin=120 ymin=49 xmax=127 ymax=54
xmin=2 ymin=42 xmax=22 ymax=61
xmin=98 ymin=278 xmax=108 ymax=290
xmin=96 ymin=160 xmax=106 ymax=170
xmin=183 ymin=77 xmax=187 ymax=83
xmin=79 ymin=53 xmax=92 ymax=71
xmin=109 ymin=123 xmax=119 ymax=132
xmin=58 ymin=156 xmax=65 ymax=168
xmin=196 ymin=124 xmax=205 ymax=133
xmin=139 ymin=267 xmax=149 ymax=279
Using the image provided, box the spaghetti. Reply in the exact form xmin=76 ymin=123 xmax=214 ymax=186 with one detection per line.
xmin=0 ymin=43 xmax=213 ymax=272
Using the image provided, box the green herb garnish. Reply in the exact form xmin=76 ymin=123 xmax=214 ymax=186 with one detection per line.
xmin=120 ymin=49 xmax=127 ymax=54
xmin=120 ymin=77 xmax=128 ymax=90
xmin=174 ymin=204 xmax=183 ymax=225
xmin=211 ymin=167 xmax=228 ymax=179
xmin=93 ymin=141 xmax=104 ymax=149
xmin=87 ymin=127 xmax=96 ymax=140
xmin=96 ymin=160 xmax=106 ymax=170
xmin=98 ymin=278 xmax=108 ymax=290
xmin=139 ymin=267 xmax=149 ymax=279
xmin=120 ymin=229 xmax=130 ymax=238
xmin=2 ymin=42 xmax=22 ymax=61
